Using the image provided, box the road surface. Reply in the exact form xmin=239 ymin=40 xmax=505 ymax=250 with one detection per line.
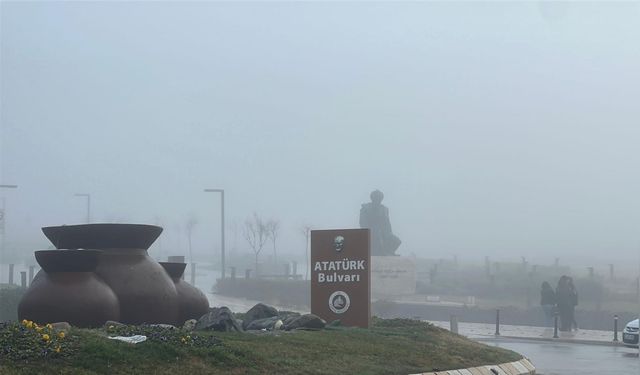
xmin=480 ymin=338 xmax=638 ymax=375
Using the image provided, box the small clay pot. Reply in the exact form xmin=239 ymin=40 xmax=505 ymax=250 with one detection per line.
xmin=18 ymin=250 xmax=120 ymax=328
xmin=160 ymin=262 xmax=210 ymax=324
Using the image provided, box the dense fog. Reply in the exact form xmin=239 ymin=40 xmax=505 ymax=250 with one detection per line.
xmin=1 ymin=2 xmax=639 ymax=272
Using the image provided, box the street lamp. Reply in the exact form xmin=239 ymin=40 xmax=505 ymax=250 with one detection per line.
xmin=74 ymin=193 xmax=91 ymax=223
xmin=204 ymin=188 xmax=225 ymax=279
xmin=0 ymin=184 xmax=18 ymax=264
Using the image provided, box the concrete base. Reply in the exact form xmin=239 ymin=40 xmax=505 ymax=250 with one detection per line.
xmin=371 ymin=256 xmax=416 ymax=298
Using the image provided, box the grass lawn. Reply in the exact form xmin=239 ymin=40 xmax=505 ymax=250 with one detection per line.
xmin=0 ymin=318 xmax=521 ymax=375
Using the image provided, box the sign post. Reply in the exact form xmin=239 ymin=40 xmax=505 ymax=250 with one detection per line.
xmin=310 ymin=228 xmax=370 ymax=328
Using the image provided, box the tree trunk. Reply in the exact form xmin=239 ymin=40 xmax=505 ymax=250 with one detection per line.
xmin=255 ymin=253 xmax=259 ymax=278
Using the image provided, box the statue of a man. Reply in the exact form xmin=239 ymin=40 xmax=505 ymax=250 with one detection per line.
xmin=359 ymin=190 xmax=401 ymax=256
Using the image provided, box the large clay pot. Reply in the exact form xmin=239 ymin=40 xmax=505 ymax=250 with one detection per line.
xmin=159 ymin=262 xmax=210 ymax=324
xmin=42 ymin=223 xmax=179 ymax=325
xmin=18 ymin=250 xmax=120 ymax=328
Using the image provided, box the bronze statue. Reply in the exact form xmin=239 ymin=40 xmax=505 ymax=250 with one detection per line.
xmin=359 ymin=190 xmax=401 ymax=256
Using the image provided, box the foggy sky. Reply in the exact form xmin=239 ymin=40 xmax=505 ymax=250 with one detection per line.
xmin=1 ymin=2 xmax=639 ymax=267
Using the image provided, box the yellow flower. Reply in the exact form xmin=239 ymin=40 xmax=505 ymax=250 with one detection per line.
xmin=46 ymin=324 xmax=53 ymax=330
xmin=54 ymin=346 xmax=61 ymax=353
xmin=58 ymin=331 xmax=65 ymax=339
xmin=42 ymin=334 xmax=50 ymax=341
xmin=36 ymin=326 xmax=43 ymax=333
xmin=21 ymin=319 xmax=28 ymax=326
xmin=26 ymin=321 xmax=34 ymax=329
xmin=181 ymin=337 xmax=187 ymax=344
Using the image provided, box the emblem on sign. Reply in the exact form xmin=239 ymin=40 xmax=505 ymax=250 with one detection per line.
xmin=328 ymin=290 xmax=350 ymax=314
xmin=333 ymin=235 xmax=345 ymax=252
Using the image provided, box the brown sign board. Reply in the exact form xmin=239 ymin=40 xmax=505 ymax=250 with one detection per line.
xmin=310 ymin=228 xmax=370 ymax=328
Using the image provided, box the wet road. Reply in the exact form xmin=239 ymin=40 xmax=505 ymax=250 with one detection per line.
xmin=480 ymin=338 xmax=639 ymax=375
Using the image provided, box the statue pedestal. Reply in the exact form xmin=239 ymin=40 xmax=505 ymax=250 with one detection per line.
xmin=371 ymin=256 xmax=416 ymax=298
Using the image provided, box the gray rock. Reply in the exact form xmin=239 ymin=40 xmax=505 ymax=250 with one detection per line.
xmin=284 ymin=313 xmax=326 ymax=331
xmin=104 ymin=320 xmax=125 ymax=329
xmin=245 ymin=316 xmax=283 ymax=331
xmin=148 ymin=324 xmax=176 ymax=330
xmin=278 ymin=311 xmax=301 ymax=321
xmin=282 ymin=314 xmax=301 ymax=328
xmin=195 ymin=306 xmax=242 ymax=332
xmin=182 ymin=319 xmax=197 ymax=331
xmin=51 ymin=322 xmax=71 ymax=333
xmin=242 ymin=303 xmax=279 ymax=330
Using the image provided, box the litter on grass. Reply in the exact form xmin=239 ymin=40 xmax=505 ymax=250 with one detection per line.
xmin=108 ymin=335 xmax=148 ymax=344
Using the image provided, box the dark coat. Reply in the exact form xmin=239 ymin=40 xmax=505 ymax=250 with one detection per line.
xmin=540 ymin=288 xmax=556 ymax=306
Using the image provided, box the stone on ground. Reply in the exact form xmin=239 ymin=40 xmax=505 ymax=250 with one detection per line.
xmin=196 ymin=306 xmax=242 ymax=332
xmin=284 ymin=314 xmax=326 ymax=331
xmin=245 ymin=316 xmax=283 ymax=331
xmin=242 ymin=303 xmax=279 ymax=330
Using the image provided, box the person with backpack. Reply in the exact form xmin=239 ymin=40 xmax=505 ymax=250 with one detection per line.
xmin=540 ymin=281 xmax=556 ymax=327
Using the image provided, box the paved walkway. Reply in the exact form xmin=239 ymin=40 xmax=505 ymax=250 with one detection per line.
xmin=427 ymin=320 xmax=621 ymax=345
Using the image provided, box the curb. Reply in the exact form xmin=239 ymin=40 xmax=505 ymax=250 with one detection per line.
xmin=409 ymin=358 xmax=535 ymax=375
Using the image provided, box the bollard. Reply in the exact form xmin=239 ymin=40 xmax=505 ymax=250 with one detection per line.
xmin=495 ymin=309 xmax=500 ymax=336
xmin=613 ymin=315 xmax=619 ymax=342
xmin=28 ymin=266 xmax=35 ymax=286
xmin=8 ymin=264 xmax=14 ymax=285
xmin=450 ymin=315 xmax=459 ymax=334
xmin=245 ymin=269 xmax=251 ymax=279
xmin=20 ymin=271 xmax=27 ymax=289
xmin=553 ymin=312 xmax=559 ymax=338
xmin=190 ymin=263 xmax=196 ymax=285
xmin=230 ymin=266 xmax=236 ymax=280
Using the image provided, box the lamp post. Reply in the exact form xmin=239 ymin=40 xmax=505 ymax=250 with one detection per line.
xmin=0 ymin=185 xmax=18 ymax=276
xmin=204 ymin=188 xmax=225 ymax=279
xmin=74 ymin=193 xmax=91 ymax=223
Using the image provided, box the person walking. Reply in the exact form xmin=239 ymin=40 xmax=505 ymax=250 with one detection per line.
xmin=540 ymin=281 xmax=556 ymax=327
xmin=568 ymin=277 xmax=579 ymax=331
xmin=556 ymin=275 xmax=572 ymax=331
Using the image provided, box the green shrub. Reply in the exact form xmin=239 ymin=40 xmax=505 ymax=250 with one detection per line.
xmin=0 ymin=320 xmax=74 ymax=361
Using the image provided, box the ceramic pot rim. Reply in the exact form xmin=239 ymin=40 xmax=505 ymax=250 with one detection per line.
xmin=35 ymin=249 xmax=102 ymax=273
xmin=159 ymin=262 xmax=187 ymax=279
xmin=41 ymin=223 xmax=163 ymax=251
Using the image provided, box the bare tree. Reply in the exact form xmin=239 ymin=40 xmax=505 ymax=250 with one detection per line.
xmin=299 ymin=225 xmax=312 ymax=280
xmin=265 ymin=219 xmax=280 ymax=264
xmin=243 ymin=213 xmax=269 ymax=276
